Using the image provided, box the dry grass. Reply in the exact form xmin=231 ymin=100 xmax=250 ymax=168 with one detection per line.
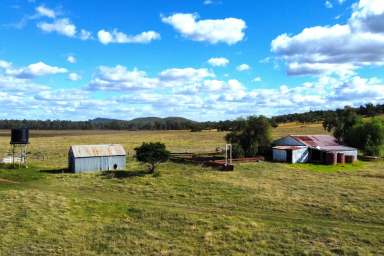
xmin=0 ymin=123 xmax=383 ymax=255
xmin=0 ymin=160 xmax=383 ymax=255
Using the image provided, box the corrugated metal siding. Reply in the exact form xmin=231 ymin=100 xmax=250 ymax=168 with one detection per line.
xmin=273 ymin=149 xmax=287 ymax=162
xmin=273 ymin=147 xmax=309 ymax=163
xmin=71 ymin=155 xmax=126 ymax=173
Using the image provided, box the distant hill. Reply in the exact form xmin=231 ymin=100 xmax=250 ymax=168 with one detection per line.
xmin=90 ymin=118 xmax=122 ymax=123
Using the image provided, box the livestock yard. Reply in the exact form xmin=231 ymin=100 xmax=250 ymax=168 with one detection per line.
xmin=0 ymin=122 xmax=383 ymax=255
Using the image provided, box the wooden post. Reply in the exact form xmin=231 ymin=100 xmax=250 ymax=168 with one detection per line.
xmin=225 ymin=144 xmax=232 ymax=166
xmin=12 ymin=144 xmax=15 ymax=168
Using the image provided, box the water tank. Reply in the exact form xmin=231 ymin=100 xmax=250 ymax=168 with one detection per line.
xmin=10 ymin=128 xmax=29 ymax=144
xmin=345 ymin=155 xmax=356 ymax=163
xmin=325 ymin=152 xmax=337 ymax=165
xmin=337 ymin=153 xmax=345 ymax=164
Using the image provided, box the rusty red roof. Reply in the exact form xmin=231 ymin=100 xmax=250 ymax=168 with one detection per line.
xmin=290 ymin=135 xmax=340 ymax=147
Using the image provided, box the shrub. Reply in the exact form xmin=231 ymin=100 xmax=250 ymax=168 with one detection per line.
xmin=345 ymin=118 xmax=384 ymax=156
xmin=134 ymin=142 xmax=170 ymax=173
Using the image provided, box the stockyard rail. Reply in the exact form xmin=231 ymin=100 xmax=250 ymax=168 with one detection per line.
xmin=170 ymin=152 xmax=264 ymax=171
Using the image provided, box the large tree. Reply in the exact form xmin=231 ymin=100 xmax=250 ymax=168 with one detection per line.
xmin=323 ymin=107 xmax=361 ymax=142
xmin=345 ymin=118 xmax=384 ymax=156
xmin=225 ymin=116 xmax=272 ymax=157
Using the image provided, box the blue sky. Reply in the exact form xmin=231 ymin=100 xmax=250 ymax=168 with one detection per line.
xmin=0 ymin=0 xmax=383 ymax=121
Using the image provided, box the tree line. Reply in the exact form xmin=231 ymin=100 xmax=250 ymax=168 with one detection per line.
xmin=0 ymin=103 xmax=383 ymax=131
xmin=0 ymin=118 xmax=197 ymax=130
xmin=271 ymin=103 xmax=384 ymax=124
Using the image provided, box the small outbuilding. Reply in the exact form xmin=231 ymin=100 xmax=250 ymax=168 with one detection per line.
xmin=68 ymin=144 xmax=126 ymax=173
xmin=272 ymin=135 xmax=358 ymax=164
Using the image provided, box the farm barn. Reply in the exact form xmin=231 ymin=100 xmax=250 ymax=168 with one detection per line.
xmin=272 ymin=135 xmax=357 ymax=164
xmin=68 ymin=144 xmax=126 ymax=173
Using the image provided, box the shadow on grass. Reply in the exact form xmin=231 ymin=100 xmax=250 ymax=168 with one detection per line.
xmin=40 ymin=168 xmax=72 ymax=174
xmin=101 ymin=170 xmax=151 ymax=179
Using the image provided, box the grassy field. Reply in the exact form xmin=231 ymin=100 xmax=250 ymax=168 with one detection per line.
xmin=0 ymin=122 xmax=328 ymax=168
xmin=0 ymin=123 xmax=383 ymax=255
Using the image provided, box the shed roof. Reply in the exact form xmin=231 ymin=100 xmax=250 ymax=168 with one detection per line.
xmin=274 ymin=135 xmax=357 ymax=152
xmin=69 ymin=144 xmax=126 ymax=158
xmin=290 ymin=135 xmax=340 ymax=147
xmin=318 ymin=145 xmax=358 ymax=152
xmin=273 ymin=146 xmax=307 ymax=150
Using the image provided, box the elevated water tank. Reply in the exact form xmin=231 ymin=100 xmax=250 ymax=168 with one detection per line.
xmin=337 ymin=153 xmax=345 ymax=164
xmin=325 ymin=152 xmax=337 ymax=165
xmin=10 ymin=128 xmax=29 ymax=144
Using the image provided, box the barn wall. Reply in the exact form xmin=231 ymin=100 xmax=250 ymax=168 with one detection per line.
xmin=273 ymin=149 xmax=287 ymax=162
xmin=273 ymin=147 xmax=309 ymax=163
xmin=73 ymin=156 xmax=126 ymax=173
xmin=292 ymin=148 xmax=309 ymax=163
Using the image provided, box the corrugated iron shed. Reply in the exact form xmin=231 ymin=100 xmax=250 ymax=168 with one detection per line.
xmin=272 ymin=135 xmax=358 ymax=164
xmin=69 ymin=144 xmax=126 ymax=158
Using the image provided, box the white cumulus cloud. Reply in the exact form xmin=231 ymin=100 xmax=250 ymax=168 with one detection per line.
xmin=89 ymin=65 xmax=158 ymax=90
xmin=162 ymin=13 xmax=246 ymax=45
xmin=37 ymin=18 xmax=76 ymax=37
xmin=272 ymin=0 xmax=384 ymax=76
xmin=208 ymin=57 xmax=229 ymax=67
xmin=68 ymin=72 xmax=81 ymax=81
xmin=66 ymin=55 xmax=76 ymax=64
xmin=97 ymin=29 xmax=160 ymax=45
xmin=35 ymin=5 xmax=56 ymax=18
xmin=236 ymin=64 xmax=250 ymax=71
xmin=6 ymin=61 xmax=67 ymax=79
xmin=79 ymin=29 xmax=92 ymax=40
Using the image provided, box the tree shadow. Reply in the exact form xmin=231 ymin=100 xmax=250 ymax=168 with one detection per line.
xmin=40 ymin=168 xmax=72 ymax=174
xmin=100 ymin=170 xmax=151 ymax=179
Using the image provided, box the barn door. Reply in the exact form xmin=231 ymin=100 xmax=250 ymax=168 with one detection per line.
xmin=287 ymin=150 xmax=293 ymax=163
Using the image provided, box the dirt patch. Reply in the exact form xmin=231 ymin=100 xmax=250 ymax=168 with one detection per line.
xmin=360 ymin=174 xmax=384 ymax=179
xmin=0 ymin=178 xmax=19 ymax=184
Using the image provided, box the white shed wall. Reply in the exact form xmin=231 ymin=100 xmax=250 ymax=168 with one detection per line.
xmin=71 ymin=155 xmax=126 ymax=173
xmin=292 ymin=148 xmax=309 ymax=163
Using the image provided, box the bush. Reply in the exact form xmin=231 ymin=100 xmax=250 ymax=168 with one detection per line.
xmin=226 ymin=116 xmax=272 ymax=157
xmin=231 ymin=144 xmax=245 ymax=158
xmin=345 ymin=118 xmax=384 ymax=156
xmin=134 ymin=142 xmax=170 ymax=173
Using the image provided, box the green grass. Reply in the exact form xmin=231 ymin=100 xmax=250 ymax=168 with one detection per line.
xmin=290 ymin=161 xmax=365 ymax=173
xmin=0 ymin=128 xmax=383 ymax=255
xmin=0 ymin=159 xmax=383 ymax=255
